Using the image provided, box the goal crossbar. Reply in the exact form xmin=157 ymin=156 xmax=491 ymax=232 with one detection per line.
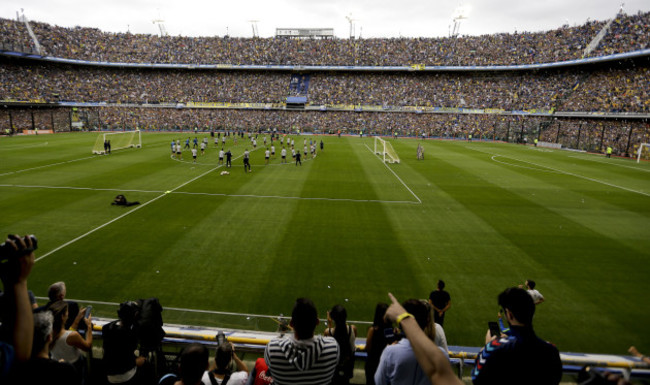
xmin=93 ymin=130 xmax=142 ymax=154
xmin=374 ymin=136 xmax=400 ymax=164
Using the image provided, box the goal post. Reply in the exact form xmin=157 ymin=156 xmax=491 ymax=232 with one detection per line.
xmin=636 ymin=143 xmax=649 ymax=163
xmin=374 ymin=136 xmax=400 ymax=163
xmin=92 ymin=130 xmax=142 ymax=154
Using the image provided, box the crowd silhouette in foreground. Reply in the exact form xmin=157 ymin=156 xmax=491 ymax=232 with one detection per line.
xmin=1 ymin=233 xmax=645 ymax=384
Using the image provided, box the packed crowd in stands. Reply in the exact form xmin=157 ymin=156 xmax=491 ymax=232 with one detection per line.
xmin=0 ymin=60 xmax=289 ymax=104
xmin=1 ymin=57 xmax=649 ymax=113
xmin=2 ymin=107 xmax=648 ymax=156
xmin=590 ymin=11 xmax=650 ymax=57
xmin=0 ymin=11 xmax=648 ymax=66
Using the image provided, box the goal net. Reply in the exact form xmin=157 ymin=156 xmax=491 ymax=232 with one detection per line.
xmin=636 ymin=143 xmax=650 ymax=163
xmin=92 ymin=130 xmax=142 ymax=154
xmin=374 ymin=136 xmax=400 ymax=163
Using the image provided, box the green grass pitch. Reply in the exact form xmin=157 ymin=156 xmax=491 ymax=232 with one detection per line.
xmin=1 ymin=132 xmax=649 ymax=355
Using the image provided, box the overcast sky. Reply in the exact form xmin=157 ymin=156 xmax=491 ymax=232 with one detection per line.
xmin=1 ymin=0 xmax=648 ymax=39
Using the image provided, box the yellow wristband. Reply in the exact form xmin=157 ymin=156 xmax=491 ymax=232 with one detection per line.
xmin=395 ymin=312 xmax=413 ymax=325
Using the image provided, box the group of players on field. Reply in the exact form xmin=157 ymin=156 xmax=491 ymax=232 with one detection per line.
xmin=170 ymin=131 xmax=322 ymax=171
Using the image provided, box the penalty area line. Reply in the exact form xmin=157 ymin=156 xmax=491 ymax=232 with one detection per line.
xmin=0 ymin=184 xmax=415 ymax=204
xmin=175 ymin=190 xmax=419 ymax=204
xmin=567 ymin=155 xmax=650 ymax=173
xmin=35 ymin=153 xmax=242 ymax=263
xmin=468 ymin=147 xmax=650 ymax=197
xmin=365 ymin=144 xmax=422 ymax=204
xmin=0 ymin=155 xmax=97 ymax=177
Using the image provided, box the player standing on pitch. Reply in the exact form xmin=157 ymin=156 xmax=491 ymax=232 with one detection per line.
xmin=226 ymin=150 xmax=232 ymax=168
xmin=243 ymin=149 xmax=251 ymax=173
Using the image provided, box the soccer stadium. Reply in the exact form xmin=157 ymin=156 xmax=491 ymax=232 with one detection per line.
xmin=1 ymin=4 xmax=649 ymax=385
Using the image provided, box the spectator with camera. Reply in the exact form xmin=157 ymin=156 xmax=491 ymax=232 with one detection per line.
xmin=202 ymin=335 xmax=249 ymax=385
xmin=0 ymin=234 xmax=36 ymax=382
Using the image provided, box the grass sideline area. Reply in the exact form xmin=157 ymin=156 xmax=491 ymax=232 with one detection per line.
xmin=1 ymin=131 xmax=649 ymax=355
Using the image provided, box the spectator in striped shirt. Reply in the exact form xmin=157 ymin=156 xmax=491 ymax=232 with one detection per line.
xmin=264 ymin=298 xmax=339 ymax=385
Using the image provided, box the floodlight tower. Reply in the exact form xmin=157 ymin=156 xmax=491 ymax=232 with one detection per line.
xmin=451 ymin=4 xmax=471 ymax=37
xmin=152 ymin=20 xmax=168 ymax=37
xmin=152 ymin=9 xmax=168 ymax=37
xmin=346 ymin=14 xmax=358 ymax=39
xmin=248 ymin=20 xmax=260 ymax=38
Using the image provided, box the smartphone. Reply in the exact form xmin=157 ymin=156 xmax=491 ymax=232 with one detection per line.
xmin=488 ymin=321 xmax=500 ymax=338
xmin=84 ymin=306 xmax=93 ymax=319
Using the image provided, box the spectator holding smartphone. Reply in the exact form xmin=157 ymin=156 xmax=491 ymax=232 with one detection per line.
xmin=49 ymin=300 xmax=93 ymax=383
xmin=471 ymin=287 xmax=561 ymax=385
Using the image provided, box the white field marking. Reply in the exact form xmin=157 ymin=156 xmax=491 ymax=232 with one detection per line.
xmin=0 ymin=141 xmax=50 ymax=150
xmin=34 ymin=296 xmax=373 ymax=325
xmin=35 ymin=151 xmax=250 ymax=263
xmin=174 ymin=190 xmax=420 ymax=204
xmin=0 ymin=184 xmax=162 ymax=194
xmin=0 ymin=155 xmax=97 ymax=177
xmin=568 ymin=155 xmax=650 ymax=173
xmin=490 ymin=155 xmax=559 ymax=174
xmin=364 ymin=144 xmax=422 ymax=204
xmin=0 ymin=182 xmax=418 ymax=205
xmin=468 ymin=147 xmax=650 ymax=197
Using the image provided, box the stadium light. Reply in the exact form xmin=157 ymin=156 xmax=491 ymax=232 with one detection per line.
xmin=248 ymin=20 xmax=260 ymax=38
xmin=346 ymin=14 xmax=358 ymax=39
xmin=152 ymin=9 xmax=168 ymax=37
xmin=451 ymin=4 xmax=472 ymax=37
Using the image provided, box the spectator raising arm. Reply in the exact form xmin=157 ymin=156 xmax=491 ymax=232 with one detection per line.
xmin=0 ymin=234 xmax=36 ymax=362
xmin=384 ymin=293 xmax=462 ymax=385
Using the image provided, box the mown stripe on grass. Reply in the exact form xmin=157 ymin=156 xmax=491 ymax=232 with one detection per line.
xmin=250 ymin=137 xmax=418 ymax=321
xmin=450 ymin=144 xmax=650 ymax=253
xmin=425 ymin=149 xmax=649 ymax=352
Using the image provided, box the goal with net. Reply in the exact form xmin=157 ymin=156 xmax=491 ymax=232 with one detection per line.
xmin=92 ymin=130 xmax=142 ymax=154
xmin=374 ymin=136 xmax=400 ymax=163
xmin=636 ymin=143 xmax=649 ymax=163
